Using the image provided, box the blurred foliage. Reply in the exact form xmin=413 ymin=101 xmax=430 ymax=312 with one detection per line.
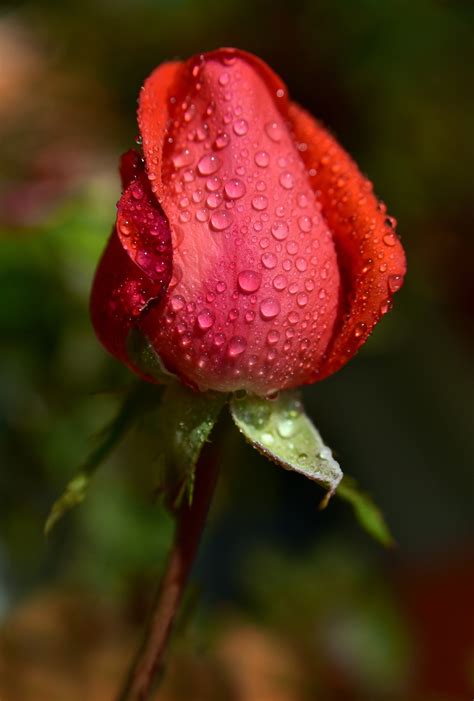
xmin=0 ymin=0 xmax=473 ymax=698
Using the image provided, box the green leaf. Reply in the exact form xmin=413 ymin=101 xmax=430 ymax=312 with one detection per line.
xmin=45 ymin=382 xmax=160 ymax=534
xmin=230 ymin=391 xmax=342 ymax=499
xmin=337 ymin=475 xmax=395 ymax=547
xmin=126 ymin=327 xmax=178 ymax=384
xmin=155 ymin=383 xmax=227 ymax=509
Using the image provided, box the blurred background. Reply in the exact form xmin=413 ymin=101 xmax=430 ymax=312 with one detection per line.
xmin=0 ymin=0 xmax=473 ymax=699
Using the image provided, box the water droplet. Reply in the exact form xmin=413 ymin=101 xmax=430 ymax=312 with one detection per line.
xmin=388 ymin=274 xmax=403 ymax=293
xmin=206 ymin=193 xmax=223 ymax=209
xmin=197 ymin=154 xmax=221 ymax=176
xmin=218 ymin=72 xmax=230 ymax=86
xmin=196 ymin=208 xmax=209 ymax=222
xmin=224 ymin=178 xmax=246 ymax=199
xmin=260 ymin=298 xmax=281 ymax=320
xmin=277 ymin=419 xmax=295 ymax=438
xmin=172 ymin=148 xmax=193 ymax=169
xmin=228 ymin=336 xmax=247 ymax=357
xmin=261 ymin=252 xmax=277 ymax=269
xmin=288 ymin=311 xmax=299 ymax=324
xmin=354 ymin=321 xmax=367 ymax=338
xmin=252 ymin=195 xmax=268 ymax=211
xmin=197 ymin=309 xmax=215 ymax=330
xmin=265 ymin=121 xmax=283 ymax=142
xmin=286 ymin=241 xmax=298 ymax=255
xmin=245 ymin=310 xmax=255 ymax=322
xmin=271 ymin=221 xmax=289 ymax=241
xmin=273 ymin=274 xmax=287 ymax=291
xmin=297 ymin=193 xmax=309 ymax=208
xmin=298 ymin=215 xmax=312 ymax=233
xmin=279 ymin=171 xmax=295 ymax=190
xmin=261 ymin=432 xmax=274 ymax=445
xmin=383 ymin=233 xmax=397 ymax=247
xmin=214 ymin=131 xmax=230 ymax=149
xmin=233 ymin=118 xmax=248 ymax=136
xmin=238 ymin=270 xmax=262 ymax=293
xmin=210 ymin=210 xmax=232 ymax=231
xmin=206 ymin=176 xmax=221 ymax=192
xmin=254 ymin=150 xmax=270 ymax=167
xmin=216 ymin=280 xmax=226 ymax=293
xmin=171 ymin=295 xmax=185 ymax=312
xmin=296 ymin=258 xmax=307 ymax=272
xmin=267 ymin=330 xmax=280 ymax=345
xmin=297 ymin=292 xmax=308 ymax=307
xmin=179 ymin=210 xmax=191 ymax=223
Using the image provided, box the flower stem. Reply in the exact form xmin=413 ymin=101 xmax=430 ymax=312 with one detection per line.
xmin=117 ymin=448 xmax=220 ymax=701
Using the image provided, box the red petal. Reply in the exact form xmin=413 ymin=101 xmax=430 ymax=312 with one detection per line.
xmin=288 ymin=103 xmax=407 ymax=381
xmin=137 ymin=49 xmax=340 ymax=395
xmin=90 ymin=160 xmax=173 ymax=372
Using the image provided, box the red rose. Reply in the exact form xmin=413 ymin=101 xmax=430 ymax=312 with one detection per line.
xmin=91 ymin=48 xmax=406 ymax=396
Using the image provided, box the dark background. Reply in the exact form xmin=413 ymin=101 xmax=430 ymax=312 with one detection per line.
xmin=0 ymin=1 xmax=473 ymax=699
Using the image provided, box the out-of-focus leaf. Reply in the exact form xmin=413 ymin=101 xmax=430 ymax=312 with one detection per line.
xmin=230 ymin=391 xmax=342 ymax=499
xmin=156 ymin=384 xmax=227 ymax=509
xmin=45 ymin=382 xmax=160 ymax=534
xmin=337 ymin=475 xmax=395 ymax=547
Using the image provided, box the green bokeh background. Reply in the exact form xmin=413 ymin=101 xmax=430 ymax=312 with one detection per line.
xmin=0 ymin=1 xmax=473 ymax=699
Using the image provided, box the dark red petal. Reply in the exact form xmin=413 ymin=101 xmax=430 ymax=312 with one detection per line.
xmin=90 ymin=164 xmax=173 ymax=373
xmin=289 ymin=103 xmax=407 ymax=381
xmin=116 ymin=167 xmax=172 ymax=285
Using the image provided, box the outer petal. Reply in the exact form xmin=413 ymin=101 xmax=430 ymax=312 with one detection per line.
xmin=90 ymin=156 xmax=173 ymax=373
xmin=137 ymin=49 xmax=341 ymax=395
xmin=288 ymin=103 xmax=407 ymax=381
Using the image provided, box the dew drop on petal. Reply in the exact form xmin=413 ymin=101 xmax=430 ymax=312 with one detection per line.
xmin=197 ymin=308 xmax=215 ymax=330
xmin=298 ymin=215 xmax=312 ymax=233
xmin=261 ymin=252 xmax=277 ymax=269
xmin=271 ymin=221 xmax=289 ymax=241
xmin=210 ymin=210 xmax=232 ymax=231
xmin=228 ymin=336 xmax=247 ymax=357
xmin=279 ymin=171 xmax=295 ymax=190
xmin=254 ymin=151 xmax=270 ymax=167
xmin=197 ymin=154 xmax=221 ymax=175
xmin=265 ymin=121 xmax=283 ymax=142
xmin=238 ymin=270 xmax=262 ymax=293
xmin=224 ymin=178 xmax=246 ymax=199
xmin=233 ymin=118 xmax=249 ymax=136
xmin=252 ymin=195 xmax=268 ymax=211
xmin=260 ymin=297 xmax=281 ymax=320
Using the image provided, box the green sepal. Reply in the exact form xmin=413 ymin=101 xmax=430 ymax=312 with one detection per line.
xmin=230 ymin=391 xmax=342 ymax=499
xmin=337 ymin=475 xmax=395 ymax=547
xmin=45 ymin=383 xmax=160 ymax=534
xmin=155 ymin=383 xmax=227 ymax=510
xmin=126 ymin=327 xmax=178 ymax=384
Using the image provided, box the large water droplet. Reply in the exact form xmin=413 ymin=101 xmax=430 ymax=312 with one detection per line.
xmin=228 ymin=336 xmax=247 ymax=357
xmin=252 ymin=195 xmax=268 ymax=211
xmin=210 ymin=210 xmax=232 ymax=231
xmin=197 ymin=154 xmax=221 ymax=176
xmin=170 ymin=295 xmax=186 ymax=312
xmin=273 ymin=274 xmax=287 ymax=291
xmin=388 ymin=274 xmax=403 ymax=293
xmin=214 ymin=131 xmax=230 ymax=149
xmin=197 ymin=308 xmax=215 ymax=330
xmin=261 ymin=252 xmax=277 ymax=269
xmin=298 ymin=215 xmax=312 ymax=233
xmin=265 ymin=121 xmax=283 ymax=142
xmin=254 ymin=151 xmax=270 ymax=167
xmin=260 ymin=298 xmax=281 ymax=320
xmin=238 ymin=270 xmax=262 ymax=293
xmin=224 ymin=178 xmax=246 ymax=200
xmin=233 ymin=118 xmax=249 ymax=136
xmin=172 ymin=148 xmax=193 ymax=169
xmin=279 ymin=171 xmax=295 ymax=190
xmin=271 ymin=221 xmax=289 ymax=241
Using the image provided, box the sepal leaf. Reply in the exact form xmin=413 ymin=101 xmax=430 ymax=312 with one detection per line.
xmin=230 ymin=391 xmax=342 ymax=498
xmin=155 ymin=383 xmax=227 ymax=509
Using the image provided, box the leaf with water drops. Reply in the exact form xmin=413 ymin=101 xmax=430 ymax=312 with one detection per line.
xmin=230 ymin=391 xmax=342 ymax=497
xmin=45 ymin=383 xmax=160 ymax=534
xmin=156 ymin=383 xmax=227 ymax=510
xmin=336 ymin=475 xmax=394 ymax=547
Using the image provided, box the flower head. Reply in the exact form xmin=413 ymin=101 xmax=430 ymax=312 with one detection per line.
xmin=91 ymin=48 xmax=406 ymax=396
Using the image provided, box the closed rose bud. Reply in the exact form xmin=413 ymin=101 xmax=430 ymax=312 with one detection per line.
xmin=91 ymin=48 xmax=406 ymax=396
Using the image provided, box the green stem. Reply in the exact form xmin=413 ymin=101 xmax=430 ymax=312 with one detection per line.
xmin=116 ymin=448 xmax=220 ymax=701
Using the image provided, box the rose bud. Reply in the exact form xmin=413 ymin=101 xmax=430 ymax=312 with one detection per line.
xmin=91 ymin=48 xmax=406 ymax=397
